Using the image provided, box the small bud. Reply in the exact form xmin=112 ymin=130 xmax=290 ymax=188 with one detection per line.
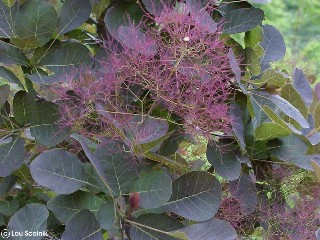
xmin=129 ymin=192 xmax=140 ymax=211
xmin=183 ymin=36 xmax=190 ymax=42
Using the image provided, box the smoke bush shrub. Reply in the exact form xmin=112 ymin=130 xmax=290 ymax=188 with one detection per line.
xmin=0 ymin=0 xmax=319 ymax=239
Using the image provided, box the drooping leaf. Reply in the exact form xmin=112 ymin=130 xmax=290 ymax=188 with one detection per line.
xmin=13 ymin=91 xmax=35 ymax=126
xmin=0 ymin=66 xmax=24 ymax=88
xmin=96 ymin=199 xmax=116 ymax=231
xmin=12 ymin=0 xmax=58 ymax=49
xmin=206 ymin=144 xmax=241 ymax=181
xmin=104 ymin=2 xmax=143 ymax=41
xmin=230 ymin=103 xmax=246 ymax=150
xmin=163 ymin=171 xmax=222 ymax=221
xmin=223 ymin=8 xmax=264 ymax=34
xmin=58 ymin=0 xmax=92 ymax=34
xmin=30 ymin=149 xmax=87 ymax=194
xmin=61 ymin=209 xmax=103 ymax=240
xmin=293 ymin=68 xmax=313 ymax=107
xmin=0 ymin=137 xmax=25 ymax=177
xmin=301 ymin=115 xmax=320 ymax=145
xmin=80 ymin=139 xmax=139 ymax=196
xmin=181 ymin=219 xmax=237 ymax=240
xmin=30 ymin=100 xmax=69 ymax=147
xmin=229 ymin=174 xmax=257 ymax=214
xmin=260 ymin=25 xmax=286 ymax=63
xmin=132 ymin=170 xmax=172 ymax=209
xmin=8 ymin=203 xmax=49 ymax=240
xmin=129 ymin=213 xmax=184 ymax=240
xmin=47 ymin=191 xmax=104 ymax=224
xmin=0 ymin=40 xmax=28 ymax=65
xmin=251 ymin=92 xmax=309 ymax=128
xmin=228 ymin=48 xmax=247 ymax=93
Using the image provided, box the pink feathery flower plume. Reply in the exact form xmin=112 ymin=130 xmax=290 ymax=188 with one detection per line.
xmin=53 ymin=1 xmax=237 ymax=139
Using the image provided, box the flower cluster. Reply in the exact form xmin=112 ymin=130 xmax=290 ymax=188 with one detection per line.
xmin=54 ymin=2 xmax=236 ymax=139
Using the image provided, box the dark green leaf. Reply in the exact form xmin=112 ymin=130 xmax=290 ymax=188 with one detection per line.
xmin=38 ymin=43 xmax=91 ymax=74
xmin=0 ymin=0 xmax=16 ymax=37
xmin=223 ymin=8 xmax=264 ymax=34
xmin=0 ymin=175 xmax=17 ymax=195
xmin=0 ymin=84 xmax=10 ymax=108
xmin=0 ymin=199 xmax=19 ymax=216
xmin=30 ymin=100 xmax=69 ymax=147
xmin=104 ymin=2 xmax=143 ymax=41
xmin=30 ymin=149 xmax=87 ymax=194
xmin=0 ymin=137 xmax=25 ymax=177
xmin=47 ymin=191 xmax=104 ymax=224
xmin=206 ymin=144 xmax=241 ymax=181
xmin=130 ymin=213 xmax=184 ymax=240
xmin=0 ymin=66 xmax=24 ymax=88
xmin=13 ymin=91 xmax=35 ymax=126
xmin=61 ymin=209 xmax=102 ymax=240
xmin=133 ymin=170 xmax=172 ymax=209
xmin=80 ymin=139 xmax=139 ymax=196
xmin=58 ymin=0 xmax=92 ymax=34
xmin=8 ymin=203 xmax=49 ymax=240
xmin=12 ymin=0 xmax=58 ymax=49
xmin=181 ymin=219 xmax=237 ymax=240
xmin=260 ymin=25 xmax=286 ymax=63
xmin=96 ymin=199 xmax=116 ymax=231
xmin=0 ymin=40 xmax=28 ymax=65
xmin=163 ymin=171 xmax=222 ymax=221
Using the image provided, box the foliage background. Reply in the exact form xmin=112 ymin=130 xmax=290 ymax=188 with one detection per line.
xmin=262 ymin=0 xmax=320 ymax=82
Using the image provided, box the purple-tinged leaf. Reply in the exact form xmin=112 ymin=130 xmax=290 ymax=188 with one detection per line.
xmin=230 ymin=103 xmax=246 ymax=149
xmin=142 ymin=0 xmax=175 ymax=17
xmin=229 ymin=174 xmax=257 ymax=214
xmin=206 ymin=144 xmax=241 ymax=181
xmin=181 ymin=219 xmax=237 ymax=240
xmin=0 ymin=137 xmax=25 ymax=177
xmin=132 ymin=170 xmax=172 ymax=209
xmin=30 ymin=149 xmax=87 ymax=194
xmin=268 ymin=134 xmax=319 ymax=170
xmin=260 ymin=25 xmax=286 ymax=63
xmin=301 ymin=115 xmax=320 ymax=145
xmin=223 ymin=8 xmax=265 ymax=34
xmin=118 ymin=26 xmax=157 ymax=57
xmin=8 ymin=203 xmax=49 ymax=239
xmin=293 ymin=68 xmax=313 ymax=107
xmin=61 ymin=209 xmax=103 ymax=240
